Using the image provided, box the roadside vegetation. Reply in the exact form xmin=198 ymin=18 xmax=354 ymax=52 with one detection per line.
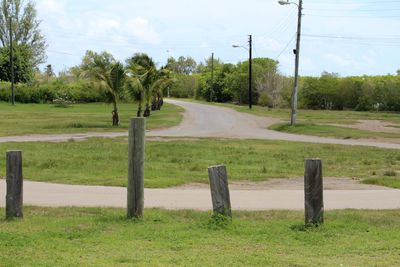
xmin=1 ymin=207 xmax=400 ymax=266
xmin=0 ymin=138 xmax=398 ymax=188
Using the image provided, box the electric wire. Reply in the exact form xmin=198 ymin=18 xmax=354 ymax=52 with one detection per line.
xmin=275 ymin=34 xmax=296 ymax=60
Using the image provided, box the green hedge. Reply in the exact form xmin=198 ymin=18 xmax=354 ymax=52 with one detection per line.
xmin=299 ymin=75 xmax=400 ymax=112
xmin=0 ymin=81 xmax=107 ymax=103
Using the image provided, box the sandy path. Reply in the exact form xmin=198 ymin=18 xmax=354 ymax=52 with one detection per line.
xmin=0 ymin=99 xmax=399 ymax=150
xmin=1 ymin=180 xmax=399 ymax=210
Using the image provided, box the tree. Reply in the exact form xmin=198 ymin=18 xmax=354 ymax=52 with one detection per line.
xmin=127 ymin=53 xmax=175 ymax=117
xmin=397 ymin=69 xmax=400 ymax=75
xmin=126 ymin=53 xmax=157 ymax=117
xmin=0 ymin=0 xmax=47 ymax=67
xmin=125 ymin=76 xmax=144 ymax=117
xmin=81 ymin=51 xmax=125 ymax=126
xmin=166 ymin=56 xmax=197 ymax=75
xmin=0 ymin=43 xmax=34 ymax=82
xmin=150 ymin=67 xmax=174 ymax=110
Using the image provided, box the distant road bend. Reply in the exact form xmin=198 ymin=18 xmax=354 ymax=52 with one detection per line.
xmin=0 ymin=99 xmax=399 ymax=149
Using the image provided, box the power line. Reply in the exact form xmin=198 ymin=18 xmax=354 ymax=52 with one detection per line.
xmin=275 ymin=34 xmax=296 ymax=60
xmin=305 ymin=13 xmax=400 ymax=18
xmin=303 ymin=33 xmax=400 ymax=41
xmin=305 ymin=7 xmax=400 ymax=12
xmin=306 ymin=0 xmax=400 ymax=4
xmin=47 ymin=50 xmax=82 ymax=57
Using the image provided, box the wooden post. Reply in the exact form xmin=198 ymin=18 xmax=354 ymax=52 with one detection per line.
xmin=6 ymin=151 xmax=23 ymax=219
xmin=304 ymin=158 xmax=324 ymax=225
xmin=208 ymin=165 xmax=231 ymax=217
xmin=127 ymin=118 xmax=145 ymax=218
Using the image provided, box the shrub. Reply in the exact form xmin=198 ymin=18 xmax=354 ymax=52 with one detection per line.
xmin=0 ymin=80 xmax=107 ymax=103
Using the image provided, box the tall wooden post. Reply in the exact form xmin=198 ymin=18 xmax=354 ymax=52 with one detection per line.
xmin=208 ymin=165 xmax=231 ymax=217
xmin=127 ymin=118 xmax=145 ymax=218
xmin=304 ymin=158 xmax=324 ymax=225
xmin=6 ymin=151 xmax=23 ymax=219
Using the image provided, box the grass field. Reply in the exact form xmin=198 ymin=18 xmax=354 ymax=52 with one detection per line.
xmin=185 ymin=99 xmax=400 ymax=139
xmin=1 ymin=207 xmax=400 ymax=266
xmin=0 ymin=102 xmax=183 ymax=136
xmin=0 ymin=138 xmax=398 ymax=188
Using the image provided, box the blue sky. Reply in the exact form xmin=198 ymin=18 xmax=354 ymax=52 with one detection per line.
xmin=36 ymin=0 xmax=400 ymax=77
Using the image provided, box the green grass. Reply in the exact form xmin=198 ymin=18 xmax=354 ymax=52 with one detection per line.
xmin=0 ymin=102 xmax=183 ymax=136
xmin=364 ymin=176 xmax=400 ymax=189
xmin=1 ymin=207 xmax=400 ymax=266
xmin=270 ymin=123 xmax=400 ymax=140
xmin=0 ymin=138 xmax=399 ymax=188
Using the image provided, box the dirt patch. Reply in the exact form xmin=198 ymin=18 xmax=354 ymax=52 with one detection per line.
xmin=173 ymin=177 xmax=390 ymax=191
xmin=328 ymin=120 xmax=400 ymax=134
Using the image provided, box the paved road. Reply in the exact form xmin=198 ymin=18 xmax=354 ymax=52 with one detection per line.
xmin=1 ymin=180 xmax=400 ymax=210
xmin=151 ymin=100 xmax=400 ymax=149
xmin=1 ymin=99 xmax=399 ymax=149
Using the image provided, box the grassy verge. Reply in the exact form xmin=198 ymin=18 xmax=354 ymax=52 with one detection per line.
xmin=0 ymin=102 xmax=183 ymax=136
xmin=270 ymin=123 xmax=400 ymax=140
xmin=1 ymin=207 xmax=400 ymax=266
xmin=0 ymin=138 xmax=398 ymax=188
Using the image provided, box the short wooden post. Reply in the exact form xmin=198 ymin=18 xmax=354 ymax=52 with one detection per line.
xmin=127 ymin=118 xmax=145 ymax=218
xmin=6 ymin=151 xmax=23 ymax=219
xmin=208 ymin=165 xmax=232 ymax=217
xmin=304 ymin=158 xmax=324 ymax=225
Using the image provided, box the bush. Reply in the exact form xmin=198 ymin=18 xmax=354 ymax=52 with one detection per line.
xmin=169 ymin=74 xmax=199 ymax=98
xmin=0 ymin=80 xmax=107 ymax=103
xmin=299 ymin=75 xmax=400 ymax=112
xmin=258 ymin=92 xmax=271 ymax=107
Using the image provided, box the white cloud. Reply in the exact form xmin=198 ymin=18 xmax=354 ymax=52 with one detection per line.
xmin=127 ymin=17 xmax=160 ymax=45
xmin=256 ymin=37 xmax=282 ymax=53
xmin=37 ymin=0 xmax=65 ymax=14
xmin=200 ymin=42 xmax=209 ymax=49
xmin=324 ymin=53 xmax=360 ymax=69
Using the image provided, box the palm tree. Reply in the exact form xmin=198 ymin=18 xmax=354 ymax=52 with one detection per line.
xmin=81 ymin=52 xmax=126 ymax=126
xmin=151 ymin=68 xmax=175 ymax=110
xmin=127 ymin=53 xmax=175 ymax=117
xmin=126 ymin=53 xmax=157 ymax=117
xmin=125 ymin=76 xmax=144 ymax=117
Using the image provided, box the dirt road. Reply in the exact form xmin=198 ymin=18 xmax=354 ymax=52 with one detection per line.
xmin=0 ymin=99 xmax=399 ymax=149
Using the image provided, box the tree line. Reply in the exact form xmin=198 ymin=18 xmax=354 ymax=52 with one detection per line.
xmin=166 ymin=56 xmax=400 ymax=112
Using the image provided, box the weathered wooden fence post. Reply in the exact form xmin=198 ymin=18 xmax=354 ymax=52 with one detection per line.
xmin=208 ymin=165 xmax=232 ymax=217
xmin=127 ymin=118 xmax=145 ymax=219
xmin=304 ymin=158 xmax=324 ymax=225
xmin=6 ymin=151 xmax=23 ymax=219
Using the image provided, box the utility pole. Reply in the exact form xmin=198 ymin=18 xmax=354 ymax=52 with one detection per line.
xmin=248 ymin=35 xmax=253 ymax=110
xmin=291 ymin=0 xmax=303 ymax=125
xmin=9 ymin=4 xmax=15 ymax=105
xmin=210 ymin=52 xmax=214 ymax=102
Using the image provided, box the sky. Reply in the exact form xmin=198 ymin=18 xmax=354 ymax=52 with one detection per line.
xmin=35 ymin=0 xmax=400 ymax=77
